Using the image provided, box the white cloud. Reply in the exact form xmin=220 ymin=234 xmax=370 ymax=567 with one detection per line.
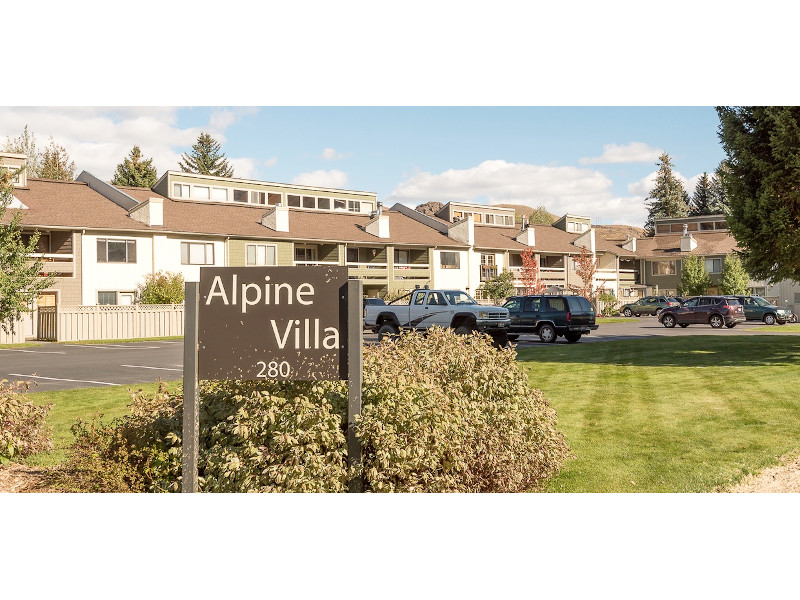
xmin=292 ymin=169 xmax=348 ymax=188
xmin=0 ymin=107 xmax=258 ymax=181
xmin=579 ymin=142 xmax=663 ymax=165
xmin=229 ymin=157 xmax=258 ymax=179
xmin=263 ymin=157 xmax=278 ymax=167
xmin=385 ymin=159 xmax=643 ymax=223
xmin=321 ymin=147 xmax=345 ymax=160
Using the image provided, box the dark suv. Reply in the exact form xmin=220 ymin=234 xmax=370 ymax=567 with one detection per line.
xmin=620 ymin=295 xmax=681 ymax=317
xmin=658 ymin=296 xmax=745 ymax=329
xmin=503 ymin=295 xmax=598 ymax=343
xmin=731 ymin=295 xmax=791 ymax=325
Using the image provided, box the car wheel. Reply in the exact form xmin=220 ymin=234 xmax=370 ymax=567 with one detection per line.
xmin=764 ymin=313 xmax=776 ymax=325
xmin=538 ymin=324 xmax=556 ymax=343
xmin=377 ymin=323 xmax=400 ymax=341
xmin=662 ymin=314 xmax=676 ymax=328
xmin=726 ymin=323 xmax=737 ymax=328
xmin=454 ymin=324 xmax=474 ymax=336
xmin=679 ymin=323 xmax=689 ymax=328
xmin=709 ymin=314 xmax=724 ymax=328
xmin=565 ymin=333 xmax=582 ymax=343
xmin=623 ymin=307 xmax=633 ymax=317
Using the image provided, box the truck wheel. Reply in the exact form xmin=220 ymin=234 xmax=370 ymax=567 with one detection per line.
xmin=538 ymin=324 xmax=556 ymax=343
xmin=491 ymin=332 xmax=509 ymax=348
xmin=454 ymin=325 xmax=474 ymax=336
xmin=565 ymin=333 xmax=582 ymax=343
xmin=377 ymin=323 xmax=399 ymax=341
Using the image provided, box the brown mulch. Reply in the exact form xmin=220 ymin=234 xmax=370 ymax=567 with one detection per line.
xmin=0 ymin=463 xmax=53 ymax=493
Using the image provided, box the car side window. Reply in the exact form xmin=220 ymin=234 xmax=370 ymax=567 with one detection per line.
xmin=547 ymin=297 xmax=566 ymax=312
xmin=524 ymin=298 xmax=541 ymax=312
xmin=426 ymin=292 xmax=443 ymax=305
xmin=684 ymin=298 xmax=698 ymax=307
xmin=698 ymin=297 xmax=711 ymax=306
xmin=504 ymin=298 xmax=522 ymax=312
xmin=414 ymin=293 xmax=426 ymax=305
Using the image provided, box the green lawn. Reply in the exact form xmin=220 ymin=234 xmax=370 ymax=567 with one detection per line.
xmin=24 ymin=380 xmax=180 ymax=466
xmin=743 ymin=324 xmax=800 ymax=333
xmin=516 ymin=335 xmax=800 ymax=492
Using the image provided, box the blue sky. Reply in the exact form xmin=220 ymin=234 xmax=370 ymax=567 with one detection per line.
xmin=1 ymin=106 xmax=726 ymax=226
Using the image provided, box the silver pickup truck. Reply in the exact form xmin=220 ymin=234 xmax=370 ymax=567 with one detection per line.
xmin=364 ymin=289 xmax=511 ymax=343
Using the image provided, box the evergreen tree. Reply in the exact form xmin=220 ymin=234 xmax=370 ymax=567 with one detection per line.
xmin=677 ymin=254 xmax=712 ymax=297
xmin=707 ymin=161 xmax=731 ymax=215
xmin=178 ymin=132 xmax=234 ymax=177
xmin=38 ymin=138 xmax=75 ymax=180
xmin=644 ymin=152 xmax=690 ymax=235
xmin=720 ymin=254 xmax=750 ymax=295
xmin=689 ymin=172 xmax=713 ymax=215
xmin=716 ymin=106 xmax=800 ymax=282
xmin=526 ymin=205 xmax=556 ymax=225
xmin=112 ymin=146 xmax=158 ymax=188
xmin=4 ymin=125 xmax=41 ymax=178
xmin=0 ymin=168 xmax=55 ymax=334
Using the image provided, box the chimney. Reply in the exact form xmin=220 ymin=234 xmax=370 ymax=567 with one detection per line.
xmin=622 ymin=236 xmax=637 ymax=252
xmin=128 ymin=197 xmax=163 ymax=226
xmin=366 ymin=212 xmax=390 ymax=238
xmin=680 ymin=229 xmax=698 ymax=252
xmin=514 ymin=225 xmax=535 ymax=246
xmin=261 ymin=205 xmax=289 ymax=232
xmin=448 ymin=214 xmax=474 ymax=245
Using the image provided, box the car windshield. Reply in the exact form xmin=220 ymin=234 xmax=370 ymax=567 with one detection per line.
xmin=444 ymin=291 xmax=477 ymax=305
xmin=752 ymin=296 xmax=772 ymax=307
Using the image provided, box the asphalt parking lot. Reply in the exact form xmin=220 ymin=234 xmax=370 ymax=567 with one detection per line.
xmin=1 ymin=319 xmax=793 ymax=392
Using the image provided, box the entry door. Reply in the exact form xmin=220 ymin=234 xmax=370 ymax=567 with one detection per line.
xmin=36 ymin=293 xmax=58 ymax=341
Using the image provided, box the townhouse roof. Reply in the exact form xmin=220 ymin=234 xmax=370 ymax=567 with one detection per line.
xmin=474 ymin=224 xmax=583 ymax=253
xmin=633 ymin=232 xmax=739 ymax=258
xmin=5 ymin=179 xmax=465 ymax=248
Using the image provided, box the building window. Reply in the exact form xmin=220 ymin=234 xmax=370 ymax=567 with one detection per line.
xmin=346 ymin=247 xmax=359 ymax=263
xmin=333 ymin=198 xmax=346 ymax=210
xmin=395 ymin=249 xmax=410 ymax=265
xmin=568 ymin=221 xmax=588 ymax=233
xmin=268 ymin=193 xmax=282 ymax=206
xmin=705 ymin=258 xmax=722 ymax=273
xmin=234 ymin=189 xmax=249 ymax=203
xmin=540 ymin=255 xmax=564 ymax=269
xmin=173 ymin=183 xmax=190 ymax=198
xmin=652 ymin=260 xmax=677 ymax=275
xmin=193 ymin=185 xmax=210 ymax=200
xmin=246 ymin=244 xmax=276 ymax=266
xmin=294 ymin=245 xmax=318 ymax=263
xmin=97 ymin=291 xmax=117 ymax=305
xmin=348 ymin=200 xmax=361 ymax=212
xmin=440 ymin=251 xmax=460 ymax=269
xmin=97 ymin=239 xmax=136 ymax=263
xmin=181 ymin=242 xmax=215 ymax=265
xmin=212 ymin=187 xmax=227 ymax=202
xmin=287 ymin=195 xmax=301 ymax=207
xmin=318 ymin=197 xmax=331 ymax=210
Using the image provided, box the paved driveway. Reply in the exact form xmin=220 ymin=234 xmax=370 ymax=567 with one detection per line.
xmin=2 ymin=320 xmax=793 ymax=392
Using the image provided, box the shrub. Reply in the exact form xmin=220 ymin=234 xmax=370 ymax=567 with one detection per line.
xmin=136 ymin=270 xmax=184 ymax=304
xmin=598 ymin=291 xmax=618 ymax=317
xmin=58 ymin=330 xmax=569 ymax=492
xmin=0 ymin=379 xmax=53 ymax=461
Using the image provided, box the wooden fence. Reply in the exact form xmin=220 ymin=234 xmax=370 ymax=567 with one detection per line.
xmin=0 ymin=319 xmax=26 ymax=345
xmin=54 ymin=305 xmax=185 ymax=342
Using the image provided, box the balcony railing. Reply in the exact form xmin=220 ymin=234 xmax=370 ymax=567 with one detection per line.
xmin=29 ymin=253 xmax=75 ymax=275
xmin=480 ymin=265 xmax=498 ymax=281
xmin=394 ymin=263 xmax=430 ymax=281
xmin=294 ymin=260 xmax=340 ymax=267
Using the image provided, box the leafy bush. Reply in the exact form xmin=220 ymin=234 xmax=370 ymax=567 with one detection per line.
xmin=136 ymin=270 xmax=184 ymax=304
xmin=0 ymin=379 xmax=53 ymax=461
xmin=597 ymin=291 xmax=618 ymax=317
xmin=58 ymin=330 xmax=569 ymax=492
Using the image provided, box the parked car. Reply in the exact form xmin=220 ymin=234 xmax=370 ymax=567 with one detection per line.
xmin=658 ymin=296 xmax=745 ymax=329
xmin=620 ymin=296 xmax=681 ymax=317
xmin=730 ymin=295 xmax=791 ymax=325
xmin=502 ymin=294 xmax=598 ymax=343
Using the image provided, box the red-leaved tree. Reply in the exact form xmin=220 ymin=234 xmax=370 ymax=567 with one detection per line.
xmin=569 ymin=245 xmax=605 ymax=306
xmin=520 ymin=248 xmax=546 ymax=294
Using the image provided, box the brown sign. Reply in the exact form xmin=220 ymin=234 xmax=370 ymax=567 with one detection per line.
xmin=197 ymin=266 xmax=349 ymax=381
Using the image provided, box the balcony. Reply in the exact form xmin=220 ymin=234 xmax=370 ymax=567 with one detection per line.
xmin=393 ymin=263 xmax=431 ymax=282
xmin=30 ymin=253 xmax=75 ymax=276
xmin=347 ymin=262 xmax=389 ymax=279
xmin=294 ymin=260 xmax=340 ymax=267
xmin=480 ymin=265 xmax=498 ymax=281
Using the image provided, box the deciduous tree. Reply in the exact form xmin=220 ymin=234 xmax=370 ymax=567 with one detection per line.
xmin=644 ymin=152 xmax=690 ymax=235
xmin=112 ymin=146 xmax=158 ymax=188
xmin=568 ymin=245 xmax=604 ymax=306
xmin=136 ymin=271 xmax=185 ymax=304
xmin=178 ymin=132 xmax=234 ymax=177
xmin=716 ymin=106 xmax=800 ymax=282
xmin=677 ymin=254 xmax=712 ymax=297
xmin=520 ymin=247 xmax=546 ymax=294
xmin=720 ymin=254 xmax=750 ymax=295
xmin=4 ymin=125 xmax=41 ymax=178
xmin=0 ymin=168 xmax=55 ymax=334
xmin=480 ymin=269 xmax=515 ymax=303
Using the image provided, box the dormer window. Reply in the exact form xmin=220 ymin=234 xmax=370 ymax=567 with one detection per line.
xmin=173 ymin=183 xmax=190 ymax=198
xmin=212 ymin=187 xmax=227 ymax=202
xmin=194 ymin=186 xmax=210 ymax=199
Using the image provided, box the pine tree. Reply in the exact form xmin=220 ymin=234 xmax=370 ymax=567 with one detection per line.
xmin=0 ymin=168 xmax=55 ymax=334
xmin=689 ymin=172 xmax=713 ymax=215
xmin=720 ymin=254 xmax=750 ymax=295
xmin=4 ymin=125 xmax=41 ymax=178
xmin=112 ymin=146 xmax=158 ymax=188
xmin=677 ymin=254 xmax=712 ymax=297
xmin=178 ymin=132 xmax=234 ymax=177
xmin=644 ymin=152 xmax=690 ymax=235
xmin=38 ymin=138 xmax=75 ymax=180
xmin=707 ymin=161 xmax=730 ymax=215
xmin=716 ymin=106 xmax=800 ymax=282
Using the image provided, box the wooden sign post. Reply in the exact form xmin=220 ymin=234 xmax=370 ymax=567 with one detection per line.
xmin=181 ymin=268 xmax=362 ymax=493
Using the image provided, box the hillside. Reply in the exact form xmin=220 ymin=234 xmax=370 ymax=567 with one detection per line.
xmin=491 ymin=203 xmax=557 ymax=224
xmin=594 ymin=224 xmax=646 ymax=242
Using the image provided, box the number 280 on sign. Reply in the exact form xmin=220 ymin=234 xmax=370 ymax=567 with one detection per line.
xmin=256 ymin=360 xmax=291 ymax=379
